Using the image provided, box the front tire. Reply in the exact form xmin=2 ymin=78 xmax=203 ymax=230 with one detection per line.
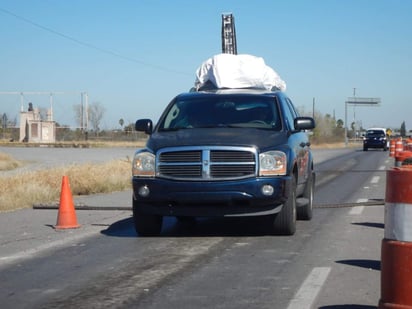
xmin=273 ymin=176 xmax=297 ymax=235
xmin=132 ymin=199 xmax=163 ymax=236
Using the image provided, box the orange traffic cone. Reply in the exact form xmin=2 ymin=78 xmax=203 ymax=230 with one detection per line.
xmin=55 ymin=176 xmax=80 ymax=229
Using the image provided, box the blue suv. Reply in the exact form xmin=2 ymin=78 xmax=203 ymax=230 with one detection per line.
xmin=363 ymin=128 xmax=388 ymax=151
xmin=132 ymin=89 xmax=315 ymax=236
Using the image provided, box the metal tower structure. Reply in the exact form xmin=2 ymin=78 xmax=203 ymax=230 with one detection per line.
xmin=221 ymin=13 xmax=237 ymax=54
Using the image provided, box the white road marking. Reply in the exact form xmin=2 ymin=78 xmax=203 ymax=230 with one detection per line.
xmin=371 ymin=176 xmax=380 ymax=184
xmin=349 ymin=198 xmax=368 ymax=215
xmin=286 ymin=267 xmax=331 ymax=309
xmin=349 ymin=206 xmax=364 ymax=215
xmin=379 ymin=165 xmax=386 ymax=170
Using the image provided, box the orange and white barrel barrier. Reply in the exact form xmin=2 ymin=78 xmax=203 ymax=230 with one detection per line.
xmin=395 ymin=150 xmax=412 ymax=167
xmin=395 ymin=138 xmax=404 ymax=158
xmin=405 ymin=138 xmax=412 ymax=151
xmin=379 ymin=166 xmax=412 ymax=308
xmin=389 ymin=139 xmax=396 ymax=157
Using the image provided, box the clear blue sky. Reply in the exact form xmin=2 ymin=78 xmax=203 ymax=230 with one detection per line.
xmin=1 ymin=0 xmax=411 ymax=131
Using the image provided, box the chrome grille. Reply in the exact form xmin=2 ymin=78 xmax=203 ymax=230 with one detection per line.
xmin=210 ymin=164 xmax=256 ymax=178
xmin=159 ymin=165 xmax=202 ymax=177
xmin=160 ymin=151 xmax=201 ymax=162
xmin=210 ymin=150 xmax=254 ymax=162
xmin=157 ymin=146 xmax=257 ymax=180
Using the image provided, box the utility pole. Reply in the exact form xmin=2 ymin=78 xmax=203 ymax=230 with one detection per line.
xmin=81 ymin=92 xmax=89 ymax=140
xmin=80 ymin=92 xmax=84 ymax=132
xmin=312 ymin=97 xmax=315 ymax=119
xmin=85 ymin=92 xmax=89 ymax=139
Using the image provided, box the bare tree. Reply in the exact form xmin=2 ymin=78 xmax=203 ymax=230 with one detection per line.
xmin=88 ymin=102 xmax=106 ymax=134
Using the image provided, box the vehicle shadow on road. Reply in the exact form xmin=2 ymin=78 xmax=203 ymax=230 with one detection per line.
xmin=352 ymin=222 xmax=384 ymax=229
xmin=100 ymin=216 xmax=281 ymax=238
xmin=319 ymin=305 xmax=377 ymax=309
xmin=162 ymin=216 xmax=277 ymax=237
xmin=100 ymin=217 xmax=136 ymax=237
xmin=335 ymin=259 xmax=381 ymax=271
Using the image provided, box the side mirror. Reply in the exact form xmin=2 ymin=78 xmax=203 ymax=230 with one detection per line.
xmin=135 ymin=119 xmax=153 ymax=134
xmin=294 ymin=117 xmax=315 ymax=131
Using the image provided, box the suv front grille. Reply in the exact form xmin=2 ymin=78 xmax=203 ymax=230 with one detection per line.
xmin=157 ymin=146 xmax=257 ymax=180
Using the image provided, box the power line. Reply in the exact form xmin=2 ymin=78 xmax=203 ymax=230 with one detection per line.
xmin=0 ymin=7 xmax=191 ymax=76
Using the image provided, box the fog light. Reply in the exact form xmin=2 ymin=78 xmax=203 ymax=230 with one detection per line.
xmin=261 ymin=184 xmax=274 ymax=196
xmin=138 ymin=185 xmax=150 ymax=197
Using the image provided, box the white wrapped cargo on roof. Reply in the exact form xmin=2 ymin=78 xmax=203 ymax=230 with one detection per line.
xmin=194 ymin=54 xmax=286 ymax=91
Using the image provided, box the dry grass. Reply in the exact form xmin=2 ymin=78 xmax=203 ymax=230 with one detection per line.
xmin=0 ymin=158 xmax=131 ymax=212
xmin=311 ymin=141 xmax=362 ymax=149
xmin=0 ymin=139 xmax=357 ymax=213
xmin=0 ymin=152 xmax=23 ymax=171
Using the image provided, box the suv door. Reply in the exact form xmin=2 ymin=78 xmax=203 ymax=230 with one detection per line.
xmin=283 ymin=97 xmax=311 ymax=192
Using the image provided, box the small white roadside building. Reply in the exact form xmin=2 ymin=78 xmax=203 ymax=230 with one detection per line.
xmin=19 ymin=102 xmax=56 ymax=143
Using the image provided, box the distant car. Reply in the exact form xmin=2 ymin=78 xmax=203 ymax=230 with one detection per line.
xmin=363 ymin=128 xmax=388 ymax=151
xmin=132 ymin=88 xmax=315 ymax=236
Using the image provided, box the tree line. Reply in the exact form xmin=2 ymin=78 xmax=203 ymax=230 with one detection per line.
xmin=0 ymin=103 xmax=409 ymax=143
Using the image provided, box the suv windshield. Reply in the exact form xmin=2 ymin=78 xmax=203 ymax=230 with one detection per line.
xmin=159 ymin=95 xmax=281 ymax=131
xmin=366 ymin=130 xmax=385 ymax=137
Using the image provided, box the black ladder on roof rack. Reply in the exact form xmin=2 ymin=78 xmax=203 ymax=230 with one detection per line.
xmin=221 ymin=13 xmax=237 ymax=55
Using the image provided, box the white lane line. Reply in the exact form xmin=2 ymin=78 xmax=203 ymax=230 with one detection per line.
xmin=349 ymin=198 xmax=367 ymax=215
xmin=349 ymin=206 xmax=364 ymax=215
xmin=286 ymin=267 xmax=331 ymax=309
xmin=371 ymin=176 xmax=380 ymax=184
xmin=379 ymin=165 xmax=386 ymax=170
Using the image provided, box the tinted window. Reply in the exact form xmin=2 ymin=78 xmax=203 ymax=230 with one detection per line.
xmin=366 ymin=130 xmax=386 ymax=137
xmin=282 ymin=97 xmax=298 ymax=130
xmin=287 ymin=98 xmax=299 ymax=117
xmin=159 ymin=95 xmax=281 ymax=130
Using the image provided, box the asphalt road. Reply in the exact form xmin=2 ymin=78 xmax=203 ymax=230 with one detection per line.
xmin=0 ymin=146 xmax=390 ymax=309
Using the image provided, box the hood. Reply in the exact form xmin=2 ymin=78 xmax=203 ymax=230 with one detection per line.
xmin=146 ymin=128 xmax=288 ymax=152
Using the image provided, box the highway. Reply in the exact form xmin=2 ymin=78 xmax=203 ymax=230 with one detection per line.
xmin=0 ymin=146 xmax=389 ymax=308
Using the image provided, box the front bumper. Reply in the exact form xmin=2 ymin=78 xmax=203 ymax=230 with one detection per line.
xmin=132 ymin=176 xmax=290 ymax=217
xmin=364 ymin=139 xmax=387 ymax=148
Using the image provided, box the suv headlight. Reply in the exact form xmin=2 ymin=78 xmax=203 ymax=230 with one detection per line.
xmin=132 ymin=151 xmax=155 ymax=177
xmin=259 ymin=151 xmax=287 ymax=176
